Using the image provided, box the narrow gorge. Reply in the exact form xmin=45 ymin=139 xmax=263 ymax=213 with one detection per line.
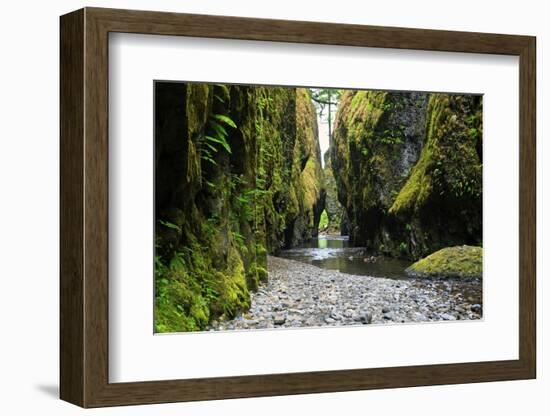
xmin=154 ymin=83 xmax=483 ymax=333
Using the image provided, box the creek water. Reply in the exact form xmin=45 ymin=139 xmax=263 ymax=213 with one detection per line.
xmin=276 ymin=235 xmax=482 ymax=305
xmin=277 ymin=235 xmax=412 ymax=280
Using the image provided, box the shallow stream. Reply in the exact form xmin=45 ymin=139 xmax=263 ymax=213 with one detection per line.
xmin=276 ymin=235 xmax=482 ymax=305
xmin=277 ymin=235 xmax=412 ymax=280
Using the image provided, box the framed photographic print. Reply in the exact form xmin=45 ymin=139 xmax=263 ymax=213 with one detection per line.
xmin=60 ymin=7 xmax=536 ymax=408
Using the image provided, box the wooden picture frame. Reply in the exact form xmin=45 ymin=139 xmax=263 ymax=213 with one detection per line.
xmin=60 ymin=7 xmax=536 ymax=408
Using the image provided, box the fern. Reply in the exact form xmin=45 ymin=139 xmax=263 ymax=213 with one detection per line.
xmin=204 ymin=134 xmax=232 ymax=154
xmin=159 ymin=219 xmax=181 ymax=232
xmin=199 ymin=112 xmax=237 ymax=165
xmin=212 ymin=114 xmax=237 ymax=128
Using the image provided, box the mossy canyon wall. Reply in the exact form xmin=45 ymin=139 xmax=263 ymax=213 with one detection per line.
xmin=331 ymin=90 xmax=482 ymax=260
xmin=154 ymin=83 xmax=324 ymax=332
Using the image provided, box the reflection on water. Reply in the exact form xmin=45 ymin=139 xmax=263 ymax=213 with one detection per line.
xmin=277 ymin=235 xmax=412 ymax=280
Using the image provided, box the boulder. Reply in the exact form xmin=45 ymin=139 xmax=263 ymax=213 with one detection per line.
xmin=405 ymin=245 xmax=482 ymax=279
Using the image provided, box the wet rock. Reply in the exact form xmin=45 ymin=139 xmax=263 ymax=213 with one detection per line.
xmin=305 ymin=317 xmax=317 ymax=326
xmin=470 ymin=304 xmax=482 ymax=313
xmin=440 ymin=313 xmax=456 ymax=321
xmin=344 ymin=309 xmax=354 ymax=318
xmin=360 ymin=312 xmax=373 ymax=324
xmin=330 ymin=310 xmax=343 ymax=320
xmin=411 ymin=312 xmax=427 ymax=321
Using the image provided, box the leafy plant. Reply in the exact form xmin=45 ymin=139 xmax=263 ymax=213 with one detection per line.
xmin=200 ymin=113 xmax=236 ymax=165
xmin=158 ymin=219 xmax=181 ymax=232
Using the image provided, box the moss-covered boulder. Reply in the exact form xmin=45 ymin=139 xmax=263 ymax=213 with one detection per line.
xmin=331 ymin=90 xmax=428 ymax=252
xmin=154 ymin=83 xmax=324 ymax=332
xmin=405 ymin=245 xmax=482 ymax=279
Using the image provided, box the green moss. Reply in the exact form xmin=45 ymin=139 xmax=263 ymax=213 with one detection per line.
xmin=295 ymin=89 xmax=324 ymax=218
xmin=331 ymin=91 xmax=482 ymax=259
xmin=390 ymin=94 xmax=482 ymax=216
xmin=154 ymin=232 xmax=251 ymax=333
xmin=185 ymin=84 xmax=212 ymax=184
xmin=388 ymin=145 xmax=433 ymax=214
xmin=211 ymin=244 xmax=250 ymax=317
xmin=255 ymin=87 xmax=324 ymax=250
xmin=331 ymin=90 xmax=429 ymax=250
xmin=186 ymin=139 xmax=201 ymax=183
xmin=386 ymin=94 xmax=482 ymax=258
xmin=301 ymin=158 xmax=321 ymax=212
xmin=154 ymin=249 xmax=210 ymax=333
xmin=406 ymin=245 xmax=482 ymax=279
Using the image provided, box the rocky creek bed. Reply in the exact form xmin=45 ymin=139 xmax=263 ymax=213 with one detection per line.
xmin=206 ymin=255 xmax=482 ymax=331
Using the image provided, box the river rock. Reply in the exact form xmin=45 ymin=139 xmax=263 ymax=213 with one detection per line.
xmin=330 ymin=310 xmax=343 ymax=320
xmin=471 ymin=304 xmax=482 ymax=313
xmin=360 ymin=312 xmax=373 ymax=324
xmin=207 ymin=256 xmax=482 ymax=332
xmin=344 ymin=309 xmax=354 ymax=318
xmin=439 ymin=313 xmax=456 ymax=321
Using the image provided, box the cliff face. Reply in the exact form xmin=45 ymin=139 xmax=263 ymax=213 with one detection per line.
xmin=331 ymin=91 xmax=482 ymax=259
xmin=283 ymin=88 xmax=326 ymax=248
xmin=154 ymin=83 xmax=324 ymax=332
xmin=388 ymin=94 xmax=483 ymax=258
xmin=323 ymin=154 xmax=347 ymax=234
xmin=331 ymin=90 xmax=428 ymax=251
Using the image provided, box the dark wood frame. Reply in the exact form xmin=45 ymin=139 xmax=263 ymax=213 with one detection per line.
xmin=60 ymin=7 xmax=536 ymax=408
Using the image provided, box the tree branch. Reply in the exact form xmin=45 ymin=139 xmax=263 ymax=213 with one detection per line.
xmin=310 ymin=96 xmax=338 ymax=106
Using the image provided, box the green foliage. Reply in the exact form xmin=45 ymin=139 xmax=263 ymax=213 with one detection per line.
xmin=318 ymin=209 xmax=329 ymax=230
xmin=378 ymin=129 xmax=404 ymax=145
xmin=212 ymin=114 xmax=237 ymax=128
xmin=309 ymin=88 xmax=342 ymax=118
xmin=158 ymin=219 xmax=181 ymax=232
xmin=199 ymin=113 xmax=236 ymax=165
